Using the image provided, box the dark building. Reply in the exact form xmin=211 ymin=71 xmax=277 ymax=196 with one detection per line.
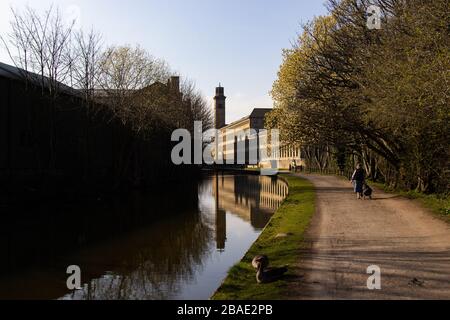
xmin=0 ymin=62 xmax=192 ymax=197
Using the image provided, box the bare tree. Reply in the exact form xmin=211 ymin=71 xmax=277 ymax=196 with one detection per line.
xmin=97 ymin=45 xmax=173 ymax=132
xmin=180 ymin=79 xmax=213 ymax=131
xmin=69 ymin=28 xmax=103 ymax=110
xmin=44 ymin=6 xmax=76 ymax=97
xmin=1 ymin=5 xmax=76 ymax=96
xmin=0 ymin=7 xmax=33 ymax=82
xmin=1 ymin=5 xmax=78 ymax=170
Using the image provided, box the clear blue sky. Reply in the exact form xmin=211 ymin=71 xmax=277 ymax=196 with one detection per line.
xmin=0 ymin=0 xmax=328 ymax=123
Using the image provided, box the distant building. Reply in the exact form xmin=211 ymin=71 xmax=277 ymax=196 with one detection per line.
xmin=0 ymin=61 xmax=193 ymax=193
xmin=91 ymin=76 xmax=192 ymax=129
xmin=91 ymin=76 xmax=182 ymax=103
xmin=212 ymin=85 xmax=305 ymax=170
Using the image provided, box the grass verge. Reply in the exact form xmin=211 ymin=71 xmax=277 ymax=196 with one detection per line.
xmin=211 ymin=175 xmax=315 ymax=300
xmin=369 ymin=181 xmax=450 ymax=220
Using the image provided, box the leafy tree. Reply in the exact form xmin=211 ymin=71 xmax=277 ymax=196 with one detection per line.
xmin=268 ymin=0 xmax=449 ymax=193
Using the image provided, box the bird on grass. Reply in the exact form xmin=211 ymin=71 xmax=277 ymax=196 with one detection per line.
xmin=252 ymin=255 xmax=288 ymax=284
xmin=252 ymin=255 xmax=269 ymax=269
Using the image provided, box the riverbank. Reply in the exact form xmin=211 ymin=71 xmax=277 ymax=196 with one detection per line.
xmin=212 ymin=175 xmax=315 ymax=300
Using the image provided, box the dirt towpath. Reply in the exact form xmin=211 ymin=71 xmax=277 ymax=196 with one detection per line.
xmin=290 ymin=174 xmax=450 ymax=300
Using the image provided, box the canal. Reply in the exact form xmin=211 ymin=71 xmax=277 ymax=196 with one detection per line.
xmin=0 ymin=174 xmax=288 ymax=300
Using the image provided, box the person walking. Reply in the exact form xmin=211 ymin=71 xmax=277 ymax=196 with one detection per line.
xmin=351 ymin=164 xmax=366 ymax=200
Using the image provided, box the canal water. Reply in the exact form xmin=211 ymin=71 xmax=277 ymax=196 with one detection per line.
xmin=0 ymin=175 xmax=288 ymax=300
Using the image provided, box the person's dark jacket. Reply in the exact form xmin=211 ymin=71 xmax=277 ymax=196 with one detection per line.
xmin=352 ymin=168 xmax=365 ymax=182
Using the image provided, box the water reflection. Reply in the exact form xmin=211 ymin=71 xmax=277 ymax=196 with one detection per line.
xmin=213 ymin=175 xmax=289 ymax=251
xmin=0 ymin=175 xmax=288 ymax=300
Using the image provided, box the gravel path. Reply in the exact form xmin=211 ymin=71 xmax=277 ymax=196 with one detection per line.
xmin=290 ymin=174 xmax=450 ymax=300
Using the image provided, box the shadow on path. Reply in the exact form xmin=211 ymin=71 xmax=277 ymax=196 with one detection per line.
xmin=288 ymin=174 xmax=450 ymax=300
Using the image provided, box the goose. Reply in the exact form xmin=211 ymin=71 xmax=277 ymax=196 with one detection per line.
xmin=252 ymin=255 xmax=269 ymax=270
xmin=252 ymin=255 xmax=288 ymax=284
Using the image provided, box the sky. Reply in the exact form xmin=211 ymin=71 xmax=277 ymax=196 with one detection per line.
xmin=0 ymin=0 xmax=328 ymax=123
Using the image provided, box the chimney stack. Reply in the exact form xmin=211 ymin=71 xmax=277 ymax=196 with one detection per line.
xmin=214 ymin=84 xmax=226 ymax=129
xmin=169 ymin=76 xmax=180 ymax=93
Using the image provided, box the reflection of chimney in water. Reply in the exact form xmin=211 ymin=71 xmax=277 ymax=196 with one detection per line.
xmin=214 ymin=174 xmax=227 ymax=251
xmin=216 ymin=208 xmax=227 ymax=251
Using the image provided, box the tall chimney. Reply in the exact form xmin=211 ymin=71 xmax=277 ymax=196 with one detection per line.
xmin=169 ymin=76 xmax=180 ymax=93
xmin=214 ymin=85 xmax=226 ymax=129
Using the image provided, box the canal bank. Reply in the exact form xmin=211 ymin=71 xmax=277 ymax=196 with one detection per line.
xmin=212 ymin=175 xmax=315 ymax=300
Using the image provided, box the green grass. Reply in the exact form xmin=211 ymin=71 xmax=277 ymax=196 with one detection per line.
xmin=211 ymin=175 xmax=315 ymax=300
xmin=369 ymin=181 xmax=450 ymax=219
